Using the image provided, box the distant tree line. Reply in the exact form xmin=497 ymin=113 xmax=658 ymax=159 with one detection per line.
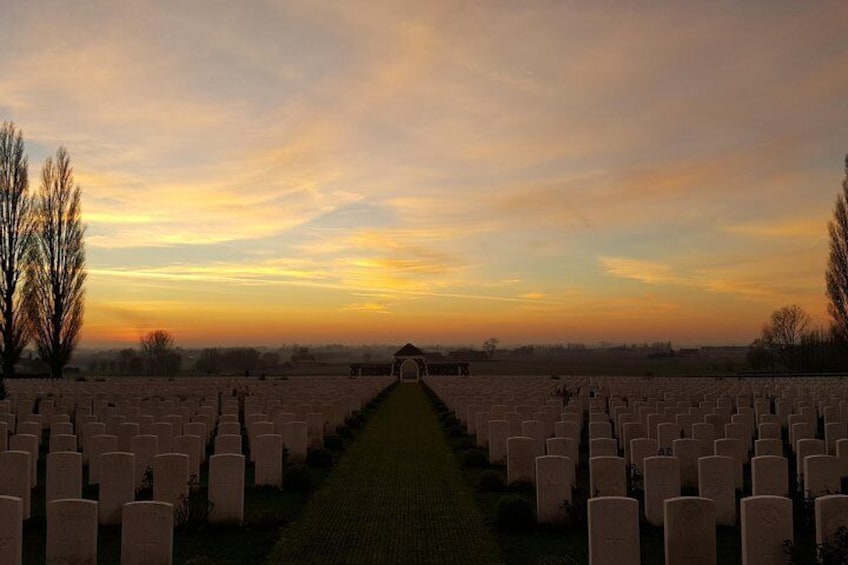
xmin=195 ymin=347 xmax=280 ymax=375
xmin=0 ymin=121 xmax=87 ymax=396
xmin=749 ymin=155 xmax=848 ymax=372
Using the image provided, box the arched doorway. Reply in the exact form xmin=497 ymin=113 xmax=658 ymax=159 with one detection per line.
xmin=400 ymin=358 xmax=420 ymax=381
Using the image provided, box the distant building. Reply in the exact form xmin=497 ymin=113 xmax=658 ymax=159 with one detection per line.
xmin=350 ymin=343 xmax=469 ymax=381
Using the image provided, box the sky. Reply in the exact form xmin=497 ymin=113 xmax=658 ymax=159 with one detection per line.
xmin=0 ymin=1 xmax=846 ymax=348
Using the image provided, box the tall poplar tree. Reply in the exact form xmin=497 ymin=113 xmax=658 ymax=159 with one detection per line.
xmin=25 ymin=147 xmax=86 ymax=379
xmin=826 ymin=155 xmax=848 ymax=341
xmin=0 ymin=122 xmax=33 ymax=392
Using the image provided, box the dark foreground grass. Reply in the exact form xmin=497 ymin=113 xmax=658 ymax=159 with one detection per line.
xmin=268 ymin=383 xmax=502 ymax=564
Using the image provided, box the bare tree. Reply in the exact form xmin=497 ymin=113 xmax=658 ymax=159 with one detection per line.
xmin=760 ymin=304 xmax=811 ymax=369
xmin=483 ymin=337 xmax=500 ymax=360
xmin=25 ymin=147 xmax=86 ymax=380
xmin=0 ymin=122 xmax=33 ymax=387
xmin=140 ymin=330 xmax=180 ymax=376
xmin=827 ymin=155 xmax=848 ymax=340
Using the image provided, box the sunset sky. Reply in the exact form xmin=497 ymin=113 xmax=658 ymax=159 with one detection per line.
xmin=1 ymin=1 xmax=846 ymax=347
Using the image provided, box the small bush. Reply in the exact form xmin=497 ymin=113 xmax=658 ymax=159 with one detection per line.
xmin=478 ymin=470 xmax=505 ymax=492
xmin=336 ymin=424 xmax=353 ymax=439
xmin=175 ymin=475 xmax=213 ymax=530
xmin=463 ymin=449 xmax=489 ymax=468
xmin=496 ymin=495 xmax=534 ymax=531
xmin=306 ymin=448 xmax=333 ymax=468
xmin=283 ymin=464 xmax=312 ymax=493
xmin=447 ymin=424 xmax=464 ymax=438
xmin=324 ymin=434 xmax=345 ymax=451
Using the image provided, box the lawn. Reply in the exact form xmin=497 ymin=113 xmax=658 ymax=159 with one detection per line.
xmin=268 ymin=383 xmax=502 ymax=564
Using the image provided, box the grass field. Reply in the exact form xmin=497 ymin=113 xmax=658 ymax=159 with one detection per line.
xmin=268 ymin=383 xmax=502 ymax=564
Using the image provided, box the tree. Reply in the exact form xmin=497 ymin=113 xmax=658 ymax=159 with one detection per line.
xmin=140 ymin=330 xmax=179 ymax=376
xmin=0 ymin=122 xmax=33 ymax=388
xmin=826 ymin=155 xmax=848 ymax=340
xmin=483 ymin=337 xmax=500 ymax=361
xmin=24 ymin=147 xmax=86 ymax=380
xmin=758 ymin=304 xmax=811 ymax=370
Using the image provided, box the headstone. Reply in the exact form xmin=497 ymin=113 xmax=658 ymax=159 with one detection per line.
xmin=755 ymin=439 xmax=783 ymax=457
xmin=588 ymin=496 xmax=640 ymax=565
xmin=698 ymin=455 xmax=737 ymax=526
xmin=751 ymin=455 xmax=789 ymax=497
xmin=116 ymin=422 xmax=140 ymax=452
xmin=121 ymin=501 xmax=174 ymax=565
xmin=673 ymin=438 xmax=701 ymax=489
xmin=521 ymin=420 xmax=547 ymax=457
xmin=664 ymin=497 xmax=716 ymax=565
xmin=87 ymin=434 xmax=117 ymax=485
xmin=208 ymin=454 xmax=245 ymax=525
xmin=630 ymin=437 xmax=658 ymax=478
xmin=590 ymin=438 xmax=618 ymax=458
xmin=804 ymin=454 xmax=841 ymax=498
xmin=535 ymin=455 xmax=572 ymax=524
xmin=150 ymin=422 xmax=174 ymax=454
xmin=714 ymin=438 xmax=745 ymax=489
xmin=153 ymin=453 xmax=190 ymax=509
xmin=46 ymin=451 xmax=82 ymax=502
xmin=305 ymin=413 xmax=325 ymax=450
xmin=488 ymin=420 xmax=510 ymax=465
xmin=589 ymin=456 xmax=626 ymax=497
xmin=214 ymin=434 xmax=242 ymax=455
xmin=692 ymin=423 xmax=716 ymax=457
xmin=284 ymin=421 xmax=308 ymax=463
xmin=98 ymin=452 xmax=135 ymax=526
xmin=173 ymin=435 xmax=202 ymax=480
xmin=46 ymin=498 xmax=98 ymax=565
xmin=796 ymin=438 xmax=825 ymax=477
xmin=0 ymin=451 xmax=30 ymax=519
xmin=0 ymin=495 xmax=22 ymax=565
xmin=740 ymin=495 xmax=793 ymax=565
xmin=657 ymin=422 xmax=682 ymax=453
xmin=644 ymin=456 xmax=681 ymax=527
xmin=9 ymin=434 xmax=38 ymax=486
xmin=254 ymin=434 xmax=283 ymax=488
xmin=815 ymin=494 xmax=848 ymax=547
xmin=546 ymin=437 xmax=577 ymax=486
xmin=131 ymin=434 xmax=159 ymax=489
xmin=507 ymin=436 xmax=536 ymax=485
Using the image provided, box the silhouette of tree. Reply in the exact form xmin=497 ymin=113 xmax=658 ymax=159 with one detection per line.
xmin=483 ymin=337 xmax=500 ymax=360
xmin=758 ymin=304 xmax=811 ymax=370
xmin=827 ymin=155 xmax=848 ymax=340
xmin=140 ymin=330 xmax=179 ymax=376
xmin=0 ymin=122 xmax=33 ymax=388
xmin=25 ymin=147 xmax=86 ymax=380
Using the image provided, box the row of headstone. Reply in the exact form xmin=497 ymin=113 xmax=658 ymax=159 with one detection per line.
xmin=0 ymin=496 xmax=173 ymax=565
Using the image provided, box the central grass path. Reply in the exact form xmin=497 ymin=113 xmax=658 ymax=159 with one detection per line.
xmin=269 ymin=383 xmax=502 ymax=564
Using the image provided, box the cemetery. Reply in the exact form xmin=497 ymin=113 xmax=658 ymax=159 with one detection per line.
xmin=1 ymin=372 xmax=848 ymax=563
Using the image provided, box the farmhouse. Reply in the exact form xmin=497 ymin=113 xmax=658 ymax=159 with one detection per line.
xmin=349 ymin=343 xmax=470 ymax=380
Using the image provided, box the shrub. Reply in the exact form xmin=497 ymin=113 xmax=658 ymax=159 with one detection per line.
xmin=175 ymin=475 xmax=213 ymax=530
xmin=324 ymin=434 xmax=345 ymax=451
xmin=446 ymin=424 xmax=464 ymax=438
xmin=336 ymin=424 xmax=353 ymax=439
xmin=496 ymin=495 xmax=534 ymax=531
xmin=306 ymin=448 xmax=333 ymax=468
xmin=283 ymin=464 xmax=312 ymax=493
xmin=478 ymin=470 xmax=505 ymax=492
xmin=463 ymin=449 xmax=489 ymax=468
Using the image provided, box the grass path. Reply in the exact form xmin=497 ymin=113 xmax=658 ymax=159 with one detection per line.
xmin=269 ymin=383 xmax=502 ymax=564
